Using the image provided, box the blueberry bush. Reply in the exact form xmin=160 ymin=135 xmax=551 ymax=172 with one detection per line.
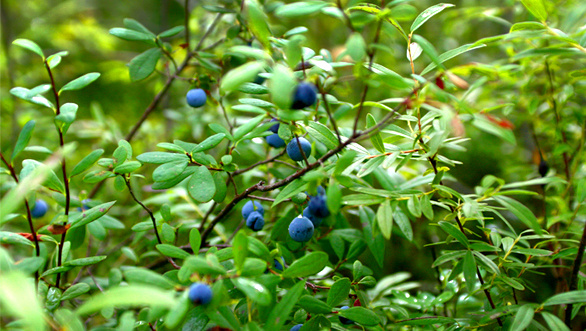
xmin=1 ymin=0 xmax=585 ymax=330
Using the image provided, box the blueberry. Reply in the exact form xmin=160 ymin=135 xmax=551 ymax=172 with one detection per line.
xmin=30 ymin=199 xmax=48 ymax=218
xmin=287 ymin=137 xmax=312 ymax=162
xmin=307 ymin=194 xmax=330 ymax=218
xmin=242 ymin=200 xmax=264 ymax=220
xmin=288 ymin=216 xmax=314 ymax=242
xmin=188 ymin=283 xmax=213 ymax=305
xmin=303 ymin=207 xmax=323 ymax=227
xmin=266 ymin=134 xmax=286 ymax=148
xmin=291 ymin=82 xmax=318 ymax=110
xmin=186 ymin=88 xmax=207 ymax=108
xmin=290 ymin=324 xmax=303 ymax=331
xmin=274 ymin=257 xmax=284 ymax=271
xmin=246 ymin=211 xmax=265 ymax=232
xmin=339 ymin=306 xmax=353 ymax=325
xmin=77 ymin=199 xmax=91 ymax=212
xmin=268 ymin=120 xmax=280 ymax=133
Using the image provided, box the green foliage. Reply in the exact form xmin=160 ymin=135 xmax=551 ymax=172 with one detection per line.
xmin=2 ymin=0 xmax=586 ymax=330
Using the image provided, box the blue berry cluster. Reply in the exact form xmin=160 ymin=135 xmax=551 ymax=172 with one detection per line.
xmin=242 ymin=200 xmax=265 ymax=232
xmin=265 ymin=119 xmax=286 ymax=148
xmin=303 ymin=186 xmax=330 ymax=227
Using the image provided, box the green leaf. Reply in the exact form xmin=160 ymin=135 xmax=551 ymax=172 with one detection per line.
xmin=541 ymin=312 xmax=570 ymax=331
xmin=511 ymin=304 xmax=534 ymax=331
xmin=327 ymin=278 xmax=351 ymax=307
xmin=337 ymin=306 xmax=380 ymax=326
xmin=264 ymin=281 xmax=305 ymax=330
xmin=395 ymin=316 xmax=456 ymax=326
xmin=493 ymin=196 xmax=540 ymax=233
xmin=233 ymin=115 xmax=265 ymax=141
xmin=410 ymin=3 xmax=455 ymax=32
xmin=220 ymin=62 xmax=264 ymax=93
xmin=273 ymin=179 xmax=308 ymax=207
xmin=420 ymin=43 xmax=486 ymax=75
xmin=11 ymin=120 xmax=35 ymax=162
xmin=76 ymin=285 xmax=175 ymax=315
xmin=366 ymin=114 xmax=385 ymax=153
xmin=306 ymin=122 xmax=339 ymax=150
xmin=41 ymin=266 xmax=74 ymax=277
xmin=270 ymin=64 xmax=296 ymax=109
xmin=0 ymin=231 xmax=34 ymax=247
xmin=238 ymin=82 xmax=269 ymax=95
xmin=346 ymin=32 xmax=366 ymax=61
xmin=520 ymin=0 xmax=548 ymax=21
xmin=156 ymin=244 xmax=190 ymax=259
xmin=192 ymin=133 xmax=226 ymax=153
xmin=152 ymin=160 xmax=188 ymax=182
xmin=245 ymin=0 xmax=271 ymax=49
xmin=543 ymin=290 xmax=586 ymax=306
xmin=438 ymin=221 xmax=469 ymax=247
xmin=463 ymin=251 xmax=476 ymax=292
xmin=60 ymin=73 xmax=100 ymax=93
xmin=113 ymin=161 xmax=142 ymax=174
xmin=231 ymin=278 xmax=271 ymax=306
xmin=54 ymin=103 xmax=78 ymax=134
xmin=123 ymin=18 xmax=155 ymax=36
xmin=69 ymin=201 xmax=116 ymax=229
xmin=64 ymin=256 xmax=107 ymax=267
xmin=393 ymin=208 xmax=413 ymax=242
xmin=179 ymin=256 xmax=226 ymax=279
xmin=70 ymin=149 xmax=104 ymax=178
xmin=61 ymin=283 xmax=90 ymax=301
xmin=109 ymin=28 xmax=154 ymax=42
xmin=13 ymin=39 xmax=44 ymax=58
xmin=128 ymin=48 xmax=161 ymax=82
xmin=123 ymin=268 xmax=175 ymax=290
xmin=472 ymin=115 xmax=516 ymax=145
xmin=189 ymin=228 xmax=201 ymax=253
xmin=233 ymin=231 xmax=248 ymax=273
xmin=367 ymin=63 xmax=414 ymax=89
xmin=282 ymin=251 xmax=329 ymax=278
xmin=187 ymin=166 xmax=216 ymax=202
xmin=158 ymin=25 xmax=185 ymax=38
xmin=275 ymin=1 xmax=329 ymax=18
xmin=376 ymin=200 xmax=393 ymax=239
xmin=298 ymin=295 xmax=332 ymax=314
xmin=21 ymin=159 xmax=65 ymax=194
xmin=46 ymin=51 xmax=67 ymax=69
xmin=136 ymin=152 xmax=188 ymax=164
xmin=411 ymin=35 xmax=443 ymax=71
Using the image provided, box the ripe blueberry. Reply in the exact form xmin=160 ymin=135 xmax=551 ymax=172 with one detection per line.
xmin=266 ymin=120 xmax=285 ymax=147
xmin=339 ymin=306 xmax=353 ymax=325
xmin=274 ymin=257 xmax=284 ymax=271
xmin=308 ymin=194 xmax=330 ymax=218
xmin=246 ymin=211 xmax=265 ymax=232
xmin=290 ymin=324 xmax=303 ymax=331
xmin=186 ymin=88 xmax=207 ymax=108
xmin=287 ymin=137 xmax=311 ymax=162
xmin=31 ymin=199 xmax=48 ymax=218
xmin=242 ymin=200 xmax=264 ymax=220
xmin=291 ymin=82 xmax=318 ymax=110
xmin=77 ymin=199 xmax=91 ymax=212
xmin=188 ymin=283 xmax=213 ymax=305
xmin=303 ymin=207 xmax=323 ymax=227
xmin=288 ymin=216 xmax=314 ymax=242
